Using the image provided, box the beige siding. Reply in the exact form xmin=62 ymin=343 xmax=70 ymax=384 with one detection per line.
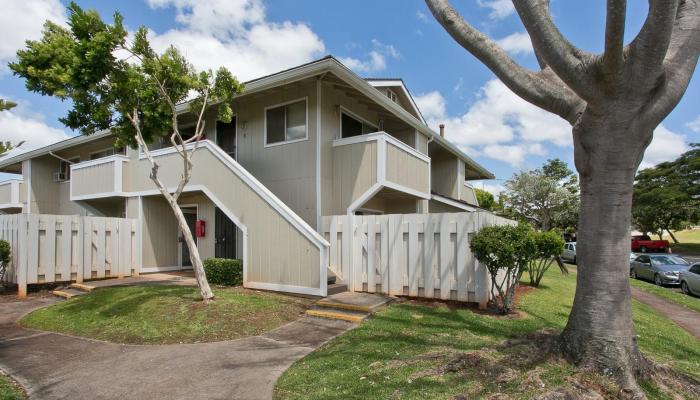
xmin=71 ymin=162 xmax=115 ymax=197
xmin=416 ymin=133 xmax=429 ymax=155
xmin=431 ymin=154 xmax=459 ymax=198
xmin=141 ymin=196 xmax=179 ymax=268
xmin=0 ymin=183 xmax=12 ymax=204
xmin=128 ymin=147 xmax=322 ymax=290
xmin=331 ymin=141 xmax=378 ymax=214
xmin=19 ymin=182 xmax=26 ymax=203
xmin=178 ymin=192 xmax=216 ymax=261
xmin=429 ymin=199 xmax=465 ymax=213
xmin=461 ymin=184 xmax=478 ymax=205
xmin=232 ymin=80 xmax=318 ymax=227
xmin=385 ymin=142 xmax=430 ymax=193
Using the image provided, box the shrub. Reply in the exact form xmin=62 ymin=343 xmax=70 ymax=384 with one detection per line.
xmin=203 ymin=258 xmax=242 ymax=286
xmin=470 ymin=223 xmax=536 ymax=314
xmin=0 ymin=240 xmax=10 ymax=265
xmin=525 ymin=230 xmax=566 ymax=287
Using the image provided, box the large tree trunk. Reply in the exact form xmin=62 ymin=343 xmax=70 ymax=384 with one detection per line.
xmin=667 ymin=229 xmax=679 ymax=244
xmin=562 ymin=115 xmax=651 ymax=394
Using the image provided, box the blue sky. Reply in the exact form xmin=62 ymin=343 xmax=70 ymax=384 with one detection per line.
xmin=1 ymin=0 xmax=698 ymax=193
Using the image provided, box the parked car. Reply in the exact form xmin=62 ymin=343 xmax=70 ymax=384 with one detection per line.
xmin=562 ymin=242 xmax=577 ymax=264
xmin=630 ymin=235 xmax=669 ymax=253
xmin=629 ymin=254 xmax=691 ymax=285
xmin=679 ymin=263 xmax=700 ymax=296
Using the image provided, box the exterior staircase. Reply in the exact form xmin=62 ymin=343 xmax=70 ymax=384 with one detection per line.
xmin=305 ymin=291 xmax=392 ymax=323
xmin=52 ymin=282 xmax=95 ymax=299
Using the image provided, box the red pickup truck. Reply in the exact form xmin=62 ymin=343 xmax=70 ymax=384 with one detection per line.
xmin=631 ymin=235 xmax=670 ymax=253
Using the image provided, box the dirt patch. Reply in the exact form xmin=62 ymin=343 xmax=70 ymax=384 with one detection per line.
xmin=0 ymin=285 xmax=56 ymax=303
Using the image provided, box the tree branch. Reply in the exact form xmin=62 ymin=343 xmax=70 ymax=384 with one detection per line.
xmin=644 ymin=0 xmax=700 ymax=126
xmin=629 ymin=0 xmax=680 ymax=77
xmin=512 ymin=0 xmax=598 ymax=100
xmin=603 ymin=0 xmax=627 ymax=76
xmin=424 ymin=0 xmax=585 ymax=124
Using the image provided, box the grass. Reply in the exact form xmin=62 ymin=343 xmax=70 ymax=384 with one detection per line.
xmin=274 ymin=267 xmax=700 ymax=399
xmin=20 ymin=285 xmax=311 ymax=344
xmin=664 ymin=229 xmax=700 ymax=255
xmin=630 ymin=277 xmax=700 ymax=314
xmin=0 ymin=372 xmax=26 ymax=400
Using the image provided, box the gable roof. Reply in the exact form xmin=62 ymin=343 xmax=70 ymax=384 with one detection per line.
xmin=364 ymin=78 xmax=427 ymax=125
xmin=1 ymin=55 xmax=493 ymax=180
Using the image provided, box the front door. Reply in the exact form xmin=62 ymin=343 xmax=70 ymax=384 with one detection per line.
xmin=215 ymin=207 xmax=237 ymax=259
xmin=180 ymin=208 xmax=198 ymax=268
xmin=216 ymin=117 xmax=236 ymax=159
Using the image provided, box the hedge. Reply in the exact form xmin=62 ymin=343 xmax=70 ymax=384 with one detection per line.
xmin=203 ymin=258 xmax=242 ymax=286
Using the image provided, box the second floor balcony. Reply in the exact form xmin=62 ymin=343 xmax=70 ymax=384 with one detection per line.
xmin=331 ymin=132 xmax=431 ymax=214
xmin=70 ymin=155 xmax=130 ymax=200
xmin=0 ymin=179 xmax=24 ymax=211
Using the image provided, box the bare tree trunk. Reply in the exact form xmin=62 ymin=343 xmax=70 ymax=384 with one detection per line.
xmin=562 ymin=117 xmax=651 ymax=395
xmin=667 ymin=229 xmax=679 ymax=244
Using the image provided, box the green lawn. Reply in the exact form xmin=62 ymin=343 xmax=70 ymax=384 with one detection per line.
xmin=664 ymin=229 xmax=700 ymax=255
xmin=629 ymin=277 xmax=700 ymax=313
xmin=0 ymin=373 xmax=26 ymax=400
xmin=21 ymin=285 xmax=311 ymax=344
xmin=275 ymin=267 xmax=700 ymax=399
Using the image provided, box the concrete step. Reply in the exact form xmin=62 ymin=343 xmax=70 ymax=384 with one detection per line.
xmin=316 ymin=292 xmax=392 ymax=313
xmin=52 ymin=288 xmax=87 ymax=299
xmin=305 ymin=307 xmax=368 ymax=323
xmin=327 ymin=283 xmax=348 ymax=295
xmin=70 ymin=283 xmax=96 ymax=292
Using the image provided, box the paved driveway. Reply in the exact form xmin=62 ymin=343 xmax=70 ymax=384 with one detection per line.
xmin=0 ymin=298 xmax=352 ymax=400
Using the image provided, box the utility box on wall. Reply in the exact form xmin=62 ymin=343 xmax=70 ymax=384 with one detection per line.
xmin=195 ymin=220 xmax=206 ymax=237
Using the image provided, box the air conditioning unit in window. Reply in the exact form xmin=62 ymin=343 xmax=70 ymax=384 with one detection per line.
xmin=53 ymin=171 xmax=67 ymax=182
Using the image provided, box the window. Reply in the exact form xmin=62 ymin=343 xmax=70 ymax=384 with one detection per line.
xmin=90 ymin=147 xmax=125 ymax=160
xmin=637 ymin=256 xmax=650 ymax=264
xmin=265 ymin=99 xmax=307 ymax=146
xmin=690 ymin=264 xmax=700 ymax=274
xmin=340 ymin=110 xmax=377 ymax=138
xmin=386 ymin=89 xmax=398 ymax=103
xmin=57 ymin=157 xmax=80 ymax=182
xmin=650 ymin=255 xmax=689 ymax=266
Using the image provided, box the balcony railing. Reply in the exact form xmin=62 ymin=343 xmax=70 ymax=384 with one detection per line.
xmin=70 ymin=155 xmax=129 ymax=200
xmin=0 ymin=179 xmax=24 ymax=210
xmin=332 ymin=132 xmax=431 ymax=213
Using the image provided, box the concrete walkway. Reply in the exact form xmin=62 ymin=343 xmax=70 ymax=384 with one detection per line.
xmin=631 ymin=287 xmax=700 ymax=339
xmin=0 ymin=298 xmax=353 ymax=400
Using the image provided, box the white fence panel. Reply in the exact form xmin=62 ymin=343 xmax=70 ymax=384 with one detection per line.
xmin=322 ymin=211 xmax=515 ymax=306
xmin=0 ymin=214 xmax=137 ymax=297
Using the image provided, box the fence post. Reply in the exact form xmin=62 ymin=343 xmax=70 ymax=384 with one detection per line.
xmin=17 ymin=214 xmax=27 ymax=299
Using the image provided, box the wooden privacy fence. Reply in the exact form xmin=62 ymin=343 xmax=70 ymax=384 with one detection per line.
xmin=0 ymin=214 xmax=138 ymax=297
xmin=322 ymin=212 xmax=515 ymax=306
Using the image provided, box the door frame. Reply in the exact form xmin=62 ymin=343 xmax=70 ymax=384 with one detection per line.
xmin=214 ymin=113 xmax=238 ymax=160
xmin=177 ymin=204 xmax=199 ymax=269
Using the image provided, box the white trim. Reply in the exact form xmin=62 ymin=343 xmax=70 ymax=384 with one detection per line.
xmin=338 ymin=106 xmax=378 ymax=139
xmin=245 ymin=281 xmax=325 ymax=297
xmin=88 ymin=146 xmax=126 ymax=161
xmin=332 ymin=131 xmax=430 ymax=163
xmin=383 ymin=181 xmax=431 ymax=200
xmin=347 ymin=182 xmax=383 ymax=214
xmin=71 ymin=154 xmax=129 ymax=171
xmin=263 ymin=97 xmax=309 ymax=147
xmin=365 ymin=79 xmax=425 ymax=124
xmin=0 ymin=179 xmax=22 ymax=206
xmin=316 ymin=79 xmax=322 ymax=231
xmin=431 ymin=194 xmax=477 ymax=212
xmin=26 ymin=160 xmax=31 ymax=214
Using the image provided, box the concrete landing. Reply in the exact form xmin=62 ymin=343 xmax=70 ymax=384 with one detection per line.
xmin=306 ymin=292 xmax=392 ymax=323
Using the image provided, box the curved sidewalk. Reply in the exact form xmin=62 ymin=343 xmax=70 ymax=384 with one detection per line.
xmin=630 ymin=287 xmax=700 ymax=340
xmin=0 ymin=298 xmax=352 ymax=400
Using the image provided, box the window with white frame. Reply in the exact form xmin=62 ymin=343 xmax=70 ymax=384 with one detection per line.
xmin=89 ymin=147 xmax=125 ymax=160
xmin=57 ymin=157 xmax=80 ymax=182
xmin=386 ymin=89 xmax=398 ymax=103
xmin=265 ymin=99 xmax=307 ymax=145
xmin=340 ymin=110 xmax=377 ymax=138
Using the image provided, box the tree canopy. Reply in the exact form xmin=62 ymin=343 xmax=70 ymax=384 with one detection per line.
xmin=633 ymin=144 xmax=700 ymax=241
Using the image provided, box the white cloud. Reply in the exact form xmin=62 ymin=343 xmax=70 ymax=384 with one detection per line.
xmin=496 ymin=32 xmax=534 ymax=55
xmin=145 ymin=0 xmax=325 ymax=81
xmin=639 ymin=125 xmax=689 ymax=169
xmin=338 ymin=40 xmax=400 ymax=74
xmin=420 ymin=79 xmax=571 ymax=149
xmin=0 ymin=109 xmax=71 ymax=158
xmin=483 ymin=143 xmax=546 ymax=167
xmin=477 ymin=0 xmax=515 ymax=20
xmin=414 ymin=91 xmax=446 ymax=121
xmin=686 ymin=115 xmax=700 ymax=133
xmin=417 ymin=10 xmax=429 ymax=22
xmin=0 ymin=0 xmax=66 ymax=72
xmin=473 ymin=181 xmax=505 ymax=197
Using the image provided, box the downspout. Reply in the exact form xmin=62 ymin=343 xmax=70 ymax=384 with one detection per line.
xmin=48 ymin=151 xmax=76 ymax=164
